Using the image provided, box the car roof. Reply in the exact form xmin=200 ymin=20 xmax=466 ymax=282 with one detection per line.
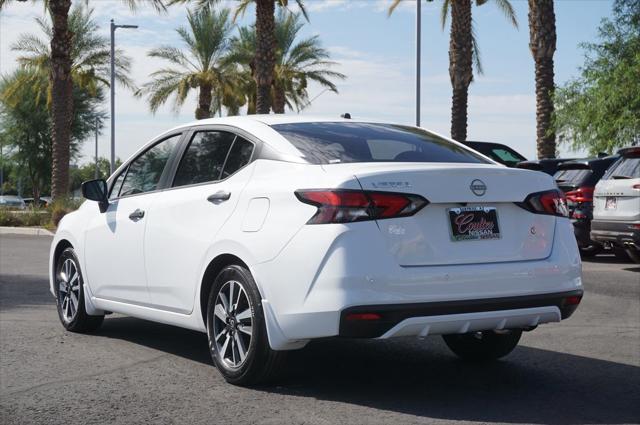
xmin=107 ymin=115 xmax=501 ymax=182
xmin=166 ymin=114 xmax=380 ymax=132
xmin=557 ymin=155 xmax=619 ymax=170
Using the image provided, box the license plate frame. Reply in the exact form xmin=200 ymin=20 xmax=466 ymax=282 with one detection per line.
xmin=605 ymin=197 xmax=617 ymax=210
xmin=448 ymin=206 xmax=501 ymax=242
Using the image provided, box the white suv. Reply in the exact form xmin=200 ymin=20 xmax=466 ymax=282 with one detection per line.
xmin=50 ymin=116 xmax=583 ymax=385
xmin=591 ymin=147 xmax=640 ymax=262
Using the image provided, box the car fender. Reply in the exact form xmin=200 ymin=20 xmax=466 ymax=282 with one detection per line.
xmin=193 ymin=239 xmax=303 ymax=350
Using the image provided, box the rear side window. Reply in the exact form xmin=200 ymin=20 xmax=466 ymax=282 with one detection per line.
xmin=173 ymin=131 xmax=236 ymax=187
xmin=118 ymin=134 xmax=182 ymax=197
xmin=605 ymin=157 xmax=640 ymax=179
xmin=221 ymin=137 xmax=253 ymax=179
xmin=173 ymin=131 xmax=254 ymax=187
xmin=272 ymin=122 xmax=488 ymax=165
xmin=554 ymin=168 xmax=592 ymax=184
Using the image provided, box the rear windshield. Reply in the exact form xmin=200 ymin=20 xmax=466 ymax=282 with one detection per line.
xmin=272 ymin=122 xmax=489 ymax=165
xmin=604 ymin=157 xmax=640 ymax=179
xmin=554 ymin=168 xmax=592 ymax=184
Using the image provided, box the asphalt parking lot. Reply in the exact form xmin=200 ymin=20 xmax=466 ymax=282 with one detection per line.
xmin=1 ymin=234 xmax=638 ymax=425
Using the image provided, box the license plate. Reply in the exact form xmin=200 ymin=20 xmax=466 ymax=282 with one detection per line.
xmin=605 ymin=197 xmax=617 ymax=210
xmin=448 ymin=206 xmax=500 ymax=241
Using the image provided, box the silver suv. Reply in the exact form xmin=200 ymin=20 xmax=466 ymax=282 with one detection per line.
xmin=591 ymin=147 xmax=640 ymax=263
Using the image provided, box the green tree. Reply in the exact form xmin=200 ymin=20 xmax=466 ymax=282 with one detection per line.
xmin=389 ymin=0 xmax=518 ymax=142
xmin=529 ymin=0 xmax=557 ymax=159
xmin=228 ymin=10 xmax=345 ymax=114
xmin=136 ymin=7 xmax=238 ymax=119
xmin=0 ymin=69 xmax=104 ymax=203
xmin=69 ymin=157 xmax=121 ymax=192
xmin=554 ymin=0 xmax=640 ymax=154
xmin=169 ymin=0 xmax=307 ymax=114
xmin=0 ymin=0 xmax=165 ymax=200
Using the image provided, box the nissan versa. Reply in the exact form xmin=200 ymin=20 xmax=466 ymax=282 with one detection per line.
xmin=50 ymin=116 xmax=583 ymax=385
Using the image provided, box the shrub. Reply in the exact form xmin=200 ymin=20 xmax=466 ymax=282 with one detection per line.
xmin=48 ymin=198 xmax=82 ymax=228
xmin=0 ymin=207 xmax=51 ymax=227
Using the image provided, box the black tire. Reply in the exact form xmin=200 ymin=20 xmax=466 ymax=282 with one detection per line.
xmin=613 ymin=247 xmax=631 ymax=262
xmin=206 ymin=264 xmax=284 ymax=386
xmin=443 ymin=330 xmax=522 ymax=361
xmin=54 ymin=248 xmax=104 ymax=333
xmin=626 ymin=247 xmax=640 ymax=264
xmin=579 ymin=243 xmax=603 ymax=258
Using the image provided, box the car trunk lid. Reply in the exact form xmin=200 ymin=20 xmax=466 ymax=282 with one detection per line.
xmin=323 ymin=163 xmax=558 ymax=266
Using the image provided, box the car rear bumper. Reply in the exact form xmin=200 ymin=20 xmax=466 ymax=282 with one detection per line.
xmin=339 ymin=290 xmax=582 ymax=338
xmin=590 ymin=220 xmax=640 ymax=248
xmin=256 ymin=218 xmax=582 ymax=350
xmin=571 ymin=218 xmax=593 ymax=247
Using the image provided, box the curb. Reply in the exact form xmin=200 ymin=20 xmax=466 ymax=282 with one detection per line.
xmin=0 ymin=226 xmax=55 ymax=236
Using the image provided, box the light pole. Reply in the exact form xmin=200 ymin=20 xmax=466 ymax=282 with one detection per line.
xmin=110 ymin=19 xmax=138 ymax=175
xmin=416 ymin=0 xmax=421 ymax=127
xmin=0 ymin=141 xmax=3 ymax=196
xmin=95 ymin=117 xmax=99 ymax=180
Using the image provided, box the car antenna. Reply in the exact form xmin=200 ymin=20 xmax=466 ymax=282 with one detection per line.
xmin=341 ymin=113 xmax=351 ymax=119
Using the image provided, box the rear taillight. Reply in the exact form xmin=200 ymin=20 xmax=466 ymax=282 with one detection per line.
xmin=518 ymin=189 xmax=569 ymax=218
xmin=633 ymin=184 xmax=640 ymax=190
xmin=565 ymin=186 xmax=594 ymax=203
xmin=295 ymin=189 xmax=428 ymax=224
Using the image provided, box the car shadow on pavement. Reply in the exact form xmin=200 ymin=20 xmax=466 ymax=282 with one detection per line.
xmin=581 ymin=254 xmax=640 ymax=272
xmin=97 ymin=317 xmax=639 ymax=425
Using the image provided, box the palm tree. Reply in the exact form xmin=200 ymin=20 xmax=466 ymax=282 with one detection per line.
xmin=272 ymin=10 xmax=344 ymax=113
xmin=224 ymin=26 xmax=258 ymax=114
xmin=136 ymin=8 xmax=236 ymax=119
xmin=168 ymin=0 xmax=307 ymax=115
xmin=6 ymin=5 xmax=134 ymax=106
xmin=442 ymin=0 xmax=518 ymax=142
xmin=389 ymin=0 xmax=517 ymax=142
xmin=227 ymin=10 xmax=345 ymax=114
xmin=0 ymin=0 xmax=165 ymax=200
xmin=528 ymin=0 xmax=556 ymax=159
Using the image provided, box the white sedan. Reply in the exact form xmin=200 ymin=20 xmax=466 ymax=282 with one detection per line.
xmin=50 ymin=115 xmax=583 ymax=385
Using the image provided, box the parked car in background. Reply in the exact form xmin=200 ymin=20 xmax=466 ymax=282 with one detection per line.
xmin=23 ymin=196 xmax=52 ymax=208
xmin=0 ymin=195 xmax=26 ymax=210
xmin=516 ymin=158 xmax=575 ymax=176
xmin=50 ymin=116 xmax=582 ymax=386
xmin=591 ymin=147 xmax=640 ymax=263
xmin=464 ymin=141 xmax=527 ymax=167
xmin=554 ymin=155 xmax=619 ymax=257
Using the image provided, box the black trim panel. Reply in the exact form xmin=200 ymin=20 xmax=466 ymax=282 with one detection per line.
xmin=339 ymin=290 xmax=584 ymax=338
xmin=591 ymin=220 xmax=640 ymax=245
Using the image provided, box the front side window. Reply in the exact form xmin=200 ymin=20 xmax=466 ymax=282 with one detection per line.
xmin=173 ymin=131 xmax=253 ymax=187
xmin=109 ymin=171 xmax=126 ymax=200
xmin=272 ymin=122 xmax=489 ymax=165
xmin=118 ymin=134 xmax=182 ymax=197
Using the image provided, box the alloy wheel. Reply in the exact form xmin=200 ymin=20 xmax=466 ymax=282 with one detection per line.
xmin=58 ymin=258 xmax=81 ymax=323
xmin=212 ymin=280 xmax=254 ymax=368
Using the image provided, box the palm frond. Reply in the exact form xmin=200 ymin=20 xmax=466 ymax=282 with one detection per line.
xmin=471 ymin=20 xmax=484 ymax=75
xmin=121 ymin=0 xmax=167 ymax=12
xmin=388 ymin=0 xmax=402 ymax=17
xmin=491 ymin=0 xmax=518 ymax=29
xmin=441 ymin=0 xmax=451 ymax=30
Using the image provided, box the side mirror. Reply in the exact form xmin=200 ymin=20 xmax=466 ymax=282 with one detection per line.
xmin=81 ymin=179 xmax=109 ymax=213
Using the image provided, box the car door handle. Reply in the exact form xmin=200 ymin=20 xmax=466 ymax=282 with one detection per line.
xmin=128 ymin=209 xmax=145 ymax=221
xmin=207 ymin=191 xmax=231 ymax=203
